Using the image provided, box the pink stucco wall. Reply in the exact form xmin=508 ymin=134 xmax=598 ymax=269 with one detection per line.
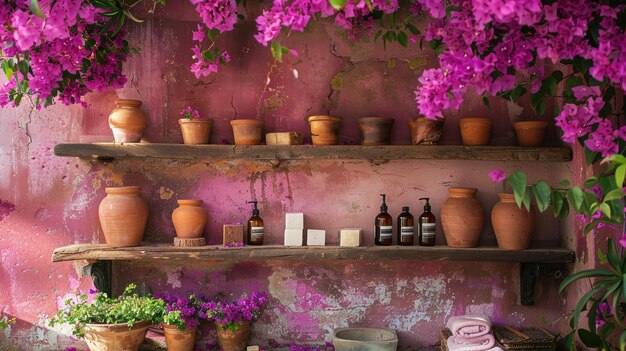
xmin=0 ymin=2 xmax=594 ymax=350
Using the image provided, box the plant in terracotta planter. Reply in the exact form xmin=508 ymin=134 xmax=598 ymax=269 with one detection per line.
xmin=202 ymin=291 xmax=267 ymax=351
xmin=49 ymin=284 xmax=166 ymax=351
xmin=179 ymin=107 xmax=213 ymax=145
xmin=159 ymin=294 xmax=204 ymax=351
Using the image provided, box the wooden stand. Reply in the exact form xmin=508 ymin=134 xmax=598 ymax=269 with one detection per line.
xmin=174 ymin=237 xmax=206 ymax=247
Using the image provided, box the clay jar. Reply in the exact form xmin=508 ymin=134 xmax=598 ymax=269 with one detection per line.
xmin=108 ymin=99 xmax=148 ymax=143
xmin=459 ymin=118 xmax=492 ymax=146
xmin=491 ymin=193 xmax=535 ymax=250
xmin=83 ymin=321 xmax=150 ymax=351
xmin=358 ymin=117 xmax=394 ymax=145
xmin=98 ymin=186 xmax=148 ymax=248
xmin=216 ymin=320 xmax=251 ymax=351
xmin=163 ymin=325 xmax=197 ymax=351
xmin=172 ymin=199 xmax=208 ymax=239
xmin=441 ymin=187 xmax=485 ymax=248
xmin=308 ymin=115 xmax=342 ymax=145
xmin=230 ymin=119 xmax=264 ymax=145
xmin=409 ymin=117 xmax=444 ymax=145
xmin=513 ymin=121 xmax=548 ymax=147
xmin=179 ymin=118 xmax=213 ymax=145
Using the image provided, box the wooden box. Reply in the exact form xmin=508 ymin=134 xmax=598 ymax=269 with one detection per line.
xmin=266 ymin=132 xmax=303 ymax=145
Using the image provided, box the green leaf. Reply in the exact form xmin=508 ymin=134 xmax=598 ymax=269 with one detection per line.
xmin=17 ymin=60 xmax=30 ymax=77
xmin=405 ymin=23 xmax=419 ymax=35
xmin=445 ymin=5 xmax=462 ymax=17
xmin=619 ymin=329 xmax=626 ymax=351
xmin=578 ymin=329 xmax=602 ymax=347
xmin=522 ymin=188 xmax=531 ymax=211
xmin=482 ymin=96 xmax=491 ymax=109
xmin=598 ymin=248 xmax=608 ymax=264
xmin=560 ymin=179 xmax=572 ymax=187
xmin=544 ymin=76 xmax=558 ymax=96
xmin=271 ymin=40 xmax=283 ymax=62
xmin=584 ymin=147 xmax=602 ymax=165
xmin=30 ymin=0 xmax=45 ymax=18
xmin=600 ymin=202 xmax=612 ymax=218
xmin=374 ymin=29 xmax=383 ymax=41
xmin=397 ymin=31 xmax=408 ymax=47
xmin=573 ymin=56 xmax=593 ymax=74
xmin=567 ymin=186 xmax=584 ymax=212
xmin=584 ymin=219 xmax=601 ymax=234
xmin=583 ymin=177 xmax=599 ymax=189
xmin=550 ymin=70 xmax=564 ymax=82
xmin=364 ymin=0 xmax=373 ymax=11
xmin=510 ymin=84 xmax=527 ymax=102
xmin=616 ymin=165 xmax=625 ymax=188
xmin=507 ymin=171 xmax=527 ymax=208
xmin=604 ymin=188 xmax=625 ymax=202
xmin=559 ymin=269 xmax=617 ymax=293
xmin=329 ymin=0 xmax=347 ymax=10
xmin=1 ymin=60 xmax=13 ymax=80
xmin=532 ymin=181 xmax=551 ymax=213
xmin=551 ymin=191 xmax=564 ymax=218
xmin=607 ymin=239 xmax=621 ymax=271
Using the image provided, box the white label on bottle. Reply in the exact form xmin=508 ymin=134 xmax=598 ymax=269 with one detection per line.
xmin=401 ymin=226 xmax=414 ymax=237
xmin=251 ymin=226 xmax=264 ymax=240
xmin=421 ymin=223 xmax=436 ymax=239
xmin=379 ymin=226 xmax=392 ymax=239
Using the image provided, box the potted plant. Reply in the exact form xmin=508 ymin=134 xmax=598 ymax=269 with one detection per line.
xmin=49 ymin=284 xmax=166 ymax=351
xmin=159 ymin=294 xmax=204 ymax=351
xmin=202 ymin=291 xmax=267 ymax=351
xmin=179 ymin=107 xmax=213 ymax=145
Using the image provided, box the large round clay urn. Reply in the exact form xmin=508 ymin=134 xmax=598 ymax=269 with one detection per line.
xmin=98 ymin=186 xmax=148 ymax=248
xmin=83 ymin=321 xmax=150 ymax=351
xmin=172 ymin=199 xmax=208 ymax=239
xmin=491 ymin=193 xmax=535 ymax=250
xmin=441 ymin=187 xmax=485 ymax=247
xmin=308 ymin=115 xmax=342 ymax=145
xmin=358 ymin=117 xmax=394 ymax=145
xmin=163 ymin=325 xmax=197 ymax=351
xmin=108 ymin=99 xmax=148 ymax=143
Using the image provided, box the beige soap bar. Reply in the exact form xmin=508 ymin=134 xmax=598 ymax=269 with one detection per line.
xmin=266 ymin=132 xmax=303 ymax=145
xmin=223 ymin=224 xmax=245 ymax=246
xmin=284 ymin=229 xmax=304 ymax=246
xmin=340 ymin=228 xmax=362 ymax=247
xmin=247 ymin=347 xmax=260 ymax=351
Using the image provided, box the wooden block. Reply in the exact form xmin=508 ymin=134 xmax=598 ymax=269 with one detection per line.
xmin=174 ymin=237 xmax=206 ymax=247
xmin=246 ymin=347 xmax=260 ymax=351
xmin=307 ymin=229 xmax=326 ymax=246
xmin=223 ymin=224 xmax=245 ymax=246
xmin=284 ymin=229 xmax=303 ymax=246
xmin=265 ymin=132 xmax=303 ymax=145
xmin=285 ymin=212 xmax=304 ymax=229
xmin=340 ymin=228 xmax=362 ymax=247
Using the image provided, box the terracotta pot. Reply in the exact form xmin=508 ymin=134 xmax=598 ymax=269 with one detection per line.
xmin=308 ymin=115 xmax=342 ymax=145
xmin=179 ymin=118 xmax=213 ymax=145
xmin=441 ymin=187 xmax=485 ymax=248
xmin=163 ymin=325 xmax=197 ymax=351
xmin=172 ymin=199 xmax=207 ymax=239
xmin=108 ymin=99 xmax=148 ymax=143
xmin=216 ymin=320 xmax=251 ymax=351
xmin=491 ymin=193 xmax=535 ymax=250
xmin=83 ymin=321 xmax=150 ymax=351
xmin=230 ymin=119 xmax=264 ymax=145
xmin=410 ymin=117 xmax=444 ymax=145
xmin=358 ymin=117 xmax=394 ymax=145
xmin=513 ymin=121 xmax=548 ymax=147
xmin=459 ymin=118 xmax=492 ymax=146
xmin=98 ymin=186 xmax=148 ymax=248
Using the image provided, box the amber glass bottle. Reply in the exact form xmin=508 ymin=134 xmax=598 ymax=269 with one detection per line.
xmin=397 ymin=206 xmax=414 ymax=246
xmin=418 ymin=197 xmax=436 ymax=246
xmin=247 ymin=200 xmax=264 ymax=245
xmin=375 ymin=194 xmax=393 ymax=246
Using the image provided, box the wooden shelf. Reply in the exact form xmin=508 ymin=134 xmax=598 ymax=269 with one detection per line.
xmin=53 ymin=143 xmax=572 ymax=162
xmin=52 ymin=244 xmax=575 ymax=263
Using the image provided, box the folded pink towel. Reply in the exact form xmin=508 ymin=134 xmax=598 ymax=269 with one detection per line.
xmin=446 ymin=314 xmax=492 ymax=338
xmin=447 ymin=334 xmax=503 ymax=351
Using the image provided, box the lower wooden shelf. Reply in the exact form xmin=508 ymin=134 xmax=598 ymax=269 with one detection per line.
xmin=51 ymin=243 xmax=574 ymax=263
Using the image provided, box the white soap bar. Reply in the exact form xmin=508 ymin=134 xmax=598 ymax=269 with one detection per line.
xmin=340 ymin=228 xmax=362 ymax=247
xmin=307 ymin=229 xmax=326 ymax=246
xmin=285 ymin=212 xmax=304 ymax=229
xmin=284 ymin=229 xmax=304 ymax=246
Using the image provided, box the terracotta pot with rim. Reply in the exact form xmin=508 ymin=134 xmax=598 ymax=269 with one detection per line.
xmin=513 ymin=120 xmax=548 ymax=147
xmin=409 ymin=117 xmax=444 ymax=145
xmin=83 ymin=321 xmax=150 ymax=351
xmin=171 ymin=199 xmax=207 ymax=239
xmin=308 ymin=115 xmax=342 ymax=145
xmin=98 ymin=186 xmax=148 ymax=248
xmin=491 ymin=193 xmax=535 ymax=250
xmin=358 ymin=117 xmax=394 ymax=145
xmin=230 ymin=119 xmax=264 ymax=145
xmin=163 ymin=325 xmax=197 ymax=351
xmin=108 ymin=99 xmax=148 ymax=143
xmin=459 ymin=117 xmax=492 ymax=146
xmin=179 ymin=118 xmax=213 ymax=145
xmin=216 ymin=320 xmax=251 ymax=351
xmin=441 ymin=187 xmax=485 ymax=248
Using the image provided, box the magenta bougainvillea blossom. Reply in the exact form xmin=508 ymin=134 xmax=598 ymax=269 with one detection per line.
xmin=202 ymin=291 xmax=267 ymax=328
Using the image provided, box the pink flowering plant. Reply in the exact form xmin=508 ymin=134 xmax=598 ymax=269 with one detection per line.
xmin=158 ymin=293 xmax=204 ymax=330
xmin=180 ymin=106 xmax=201 ymax=120
xmin=201 ymin=291 xmax=267 ymax=331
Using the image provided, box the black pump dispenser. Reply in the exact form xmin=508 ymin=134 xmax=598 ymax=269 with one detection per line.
xmin=248 ymin=200 xmax=259 ymax=216
xmin=380 ymin=194 xmax=388 ymax=213
xmin=420 ymin=197 xmax=431 ymax=212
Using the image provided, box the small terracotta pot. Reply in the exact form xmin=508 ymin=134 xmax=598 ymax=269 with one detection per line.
xmin=441 ymin=187 xmax=485 ymax=248
xmin=83 ymin=321 xmax=150 ymax=351
xmin=179 ymin=118 xmax=213 ymax=145
xmin=409 ymin=117 xmax=444 ymax=145
xmin=358 ymin=117 xmax=394 ymax=145
xmin=230 ymin=119 xmax=264 ymax=145
xmin=216 ymin=320 xmax=251 ymax=351
xmin=163 ymin=325 xmax=197 ymax=351
xmin=108 ymin=99 xmax=148 ymax=143
xmin=98 ymin=186 xmax=148 ymax=248
xmin=459 ymin=118 xmax=492 ymax=146
xmin=513 ymin=121 xmax=548 ymax=147
xmin=172 ymin=199 xmax=207 ymax=239
xmin=308 ymin=115 xmax=342 ymax=145
xmin=491 ymin=193 xmax=535 ymax=250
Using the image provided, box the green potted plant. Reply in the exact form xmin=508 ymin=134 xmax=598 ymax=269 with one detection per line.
xmin=49 ymin=283 xmax=166 ymax=351
xmin=179 ymin=107 xmax=213 ymax=145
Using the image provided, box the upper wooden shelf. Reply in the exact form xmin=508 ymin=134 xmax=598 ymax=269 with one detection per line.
xmin=52 ymin=244 xmax=575 ymax=263
xmin=53 ymin=143 xmax=572 ymax=162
